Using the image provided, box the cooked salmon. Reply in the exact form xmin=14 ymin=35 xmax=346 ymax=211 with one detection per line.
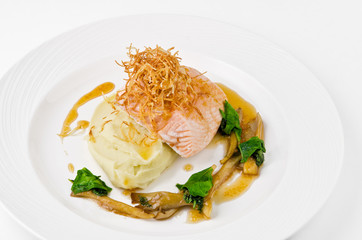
xmin=119 ymin=66 xmax=226 ymax=158
xmin=115 ymin=46 xmax=227 ymax=158
xmin=156 ymin=67 xmax=226 ymax=157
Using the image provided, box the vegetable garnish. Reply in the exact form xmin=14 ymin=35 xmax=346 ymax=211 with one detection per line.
xmin=139 ymin=195 xmax=152 ymax=208
xmin=176 ymin=167 xmax=213 ymax=211
xmin=70 ymin=168 xmax=112 ymax=196
xmin=239 ymin=136 xmax=266 ymax=166
xmin=219 ymin=100 xmax=242 ymax=142
xmin=183 ymin=193 xmax=204 ymax=211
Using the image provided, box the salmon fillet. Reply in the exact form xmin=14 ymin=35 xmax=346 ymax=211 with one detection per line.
xmin=157 ymin=67 xmax=226 ymax=157
xmin=119 ymin=67 xmax=227 ymax=158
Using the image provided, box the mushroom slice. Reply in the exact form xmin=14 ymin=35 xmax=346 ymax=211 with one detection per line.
xmin=242 ymin=113 xmax=264 ymax=172
xmin=241 ymin=113 xmax=264 ymax=142
xmin=201 ymin=199 xmax=213 ymax=219
xmin=71 ymin=191 xmax=155 ymax=219
xmin=220 ymin=132 xmax=238 ymax=164
xmin=255 ymin=113 xmax=264 ymax=140
xmin=220 ymin=108 xmax=243 ymax=164
xmin=206 ymin=154 xmax=242 ymax=201
xmin=154 ymin=209 xmax=179 ymax=220
xmin=243 ymin=158 xmax=259 ymax=175
xmin=131 ymin=192 xmax=192 ymax=211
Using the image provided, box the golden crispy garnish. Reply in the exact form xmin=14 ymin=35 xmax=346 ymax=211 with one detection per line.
xmin=115 ymin=45 xmax=209 ymax=133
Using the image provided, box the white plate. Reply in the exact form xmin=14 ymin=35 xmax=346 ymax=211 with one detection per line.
xmin=0 ymin=15 xmax=343 ymax=240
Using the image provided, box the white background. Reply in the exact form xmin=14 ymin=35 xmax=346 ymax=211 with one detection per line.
xmin=0 ymin=0 xmax=361 ymax=239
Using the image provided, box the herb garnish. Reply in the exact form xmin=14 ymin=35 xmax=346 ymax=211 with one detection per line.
xmin=176 ymin=167 xmax=213 ymax=211
xmin=184 ymin=193 xmax=204 ymax=211
xmin=70 ymin=167 xmax=112 ymax=196
xmin=139 ymin=195 xmax=152 ymax=208
xmin=219 ymin=100 xmax=242 ymax=142
xmin=239 ymin=136 xmax=266 ymax=166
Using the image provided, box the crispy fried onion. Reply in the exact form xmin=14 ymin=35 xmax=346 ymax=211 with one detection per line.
xmin=91 ymin=98 xmax=158 ymax=146
xmin=115 ymin=45 xmax=209 ymax=132
xmin=113 ymin=120 xmax=158 ymax=147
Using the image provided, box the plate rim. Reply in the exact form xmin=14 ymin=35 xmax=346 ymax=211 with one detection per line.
xmin=0 ymin=14 xmax=344 ymax=240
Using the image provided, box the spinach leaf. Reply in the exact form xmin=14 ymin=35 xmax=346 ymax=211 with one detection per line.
xmin=253 ymin=148 xmax=265 ymax=167
xmin=176 ymin=167 xmax=213 ymax=197
xmin=238 ymin=136 xmax=266 ymax=166
xmin=219 ymin=100 xmax=242 ymax=142
xmin=176 ymin=167 xmax=213 ymax=211
xmin=70 ymin=168 xmax=112 ymax=196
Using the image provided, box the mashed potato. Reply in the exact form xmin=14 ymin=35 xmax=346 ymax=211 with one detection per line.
xmin=88 ymin=99 xmax=177 ymax=189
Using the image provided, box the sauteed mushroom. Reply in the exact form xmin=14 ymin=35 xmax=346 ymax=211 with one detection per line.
xmin=71 ymin=191 xmax=155 ymax=219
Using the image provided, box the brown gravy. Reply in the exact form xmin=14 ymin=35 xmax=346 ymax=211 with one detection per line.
xmin=68 ymin=163 xmax=74 ymax=173
xmin=214 ymin=173 xmax=256 ymax=203
xmin=183 ymin=164 xmax=193 ymax=172
xmin=122 ymin=190 xmax=132 ymax=196
xmin=59 ymin=82 xmax=115 ymax=139
xmin=187 ymin=208 xmax=207 ymax=223
xmin=187 ymin=199 xmax=212 ymax=223
xmin=216 ymin=83 xmax=257 ymax=127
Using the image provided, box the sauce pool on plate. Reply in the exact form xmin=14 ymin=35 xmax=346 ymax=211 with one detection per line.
xmin=214 ymin=172 xmax=256 ymax=203
xmin=216 ymin=83 xmax=257 ymax=127
xmin=68 ymin=163 xmax=74 ymax=173
xmin=183 ymin=164 xmax=193 ymax=172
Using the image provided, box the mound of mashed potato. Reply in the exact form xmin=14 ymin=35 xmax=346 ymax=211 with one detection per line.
xmin=88 ymin=98 xmax=177 ymax=189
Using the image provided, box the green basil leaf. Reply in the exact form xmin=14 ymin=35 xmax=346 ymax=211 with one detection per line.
xmin=176 ymin=167 xmax=213 ymax=197
xmin=219 ymin=100 xmax=242 ymax=142
xmin=71 ymin=167 xmax=112 ymax=196
xmin=238 ymin=136 xmax=266 ymax=164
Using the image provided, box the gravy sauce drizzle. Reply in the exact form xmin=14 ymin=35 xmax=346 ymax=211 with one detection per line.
xmin=216 ymin=83 xmax=257 ymax=126
xmin=187 ymin=208 xmax=207 ymax=223
xmin=68 ymin=163 xmax=74 ymax=173
xmin=214 ymin=172 xmax=256 ymax=203
xmin=183 ymin=164 xmax=193 ymax=172
xmin=59 ymin=82 xmax=115 ymax=139
xmin=187 ymin=199 xmax=212 ymax=223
